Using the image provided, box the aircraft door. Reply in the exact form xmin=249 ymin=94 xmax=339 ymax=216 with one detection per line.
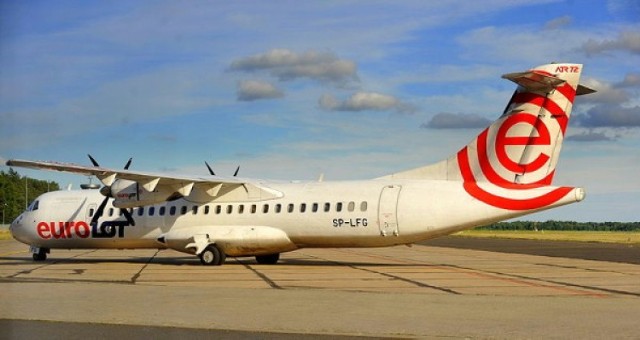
xmin=378 ymin=185 xmax=401 ymax=236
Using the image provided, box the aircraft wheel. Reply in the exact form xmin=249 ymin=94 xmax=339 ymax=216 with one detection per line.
xmin=255 ymin=253 xmax=280 ymax=264
xmin=32 ymin=249 xmax=47 ymax=261
xmin=199 ymin=245 xmax=225 ymax=266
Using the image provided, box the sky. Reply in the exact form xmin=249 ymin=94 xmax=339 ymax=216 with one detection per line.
xmin=1 ymin=0 xmax=639 ymax=222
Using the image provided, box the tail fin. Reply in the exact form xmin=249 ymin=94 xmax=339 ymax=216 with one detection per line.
xmin=383 ymin=62 xmax=595 ymax=186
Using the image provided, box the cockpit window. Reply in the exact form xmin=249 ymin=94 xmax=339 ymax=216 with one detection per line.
xmin=27 ymin=200 xmax=39 ymax=211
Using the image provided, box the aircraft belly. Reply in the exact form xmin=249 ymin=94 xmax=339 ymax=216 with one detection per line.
xmin=33 ymin=238 xmax=163 ymax=249
xmin=163 ymin=225 xmax=298 ymax=257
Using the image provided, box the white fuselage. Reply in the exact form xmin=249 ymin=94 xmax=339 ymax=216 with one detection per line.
xmin=10 ymin=178 xmax=579 ymax=257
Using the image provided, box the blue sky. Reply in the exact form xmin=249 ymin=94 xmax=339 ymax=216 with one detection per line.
xmin=1 ymin=0 xmax=639 ymax=222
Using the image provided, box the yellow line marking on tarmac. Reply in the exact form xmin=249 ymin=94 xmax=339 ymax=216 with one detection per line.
xmin=0 ymin=250 xmax=28 ymax=256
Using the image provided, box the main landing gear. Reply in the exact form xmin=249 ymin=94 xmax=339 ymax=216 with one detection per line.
xmin=199 ymin=245 xmax=226 ymax=266
xmin=197 ymin=245 xmax=281 ymax=266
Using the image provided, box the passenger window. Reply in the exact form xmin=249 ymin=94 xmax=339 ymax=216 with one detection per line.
xmin=263 ymin=204 xmax=269 ymax=213
xmin=360 ymin=201 xmax=368 ymax=212
xmin=288 ymin=203 xmax=294 ymax=213
xmin=204 ymin=206 xmax=210 ymax=215
xmin=251 ymin=204 xmax=257 ymax=214
xmin=216 ymin=205 xmax=222 ymax=214
xmin=170 ymin=206 xmax=176 ymax=216
xmin=275 ymin=204 xmax=282 ymax=213
xmin=348 ymin=202 xmax=355 ymax=212
xmin=300 ymin=203 xmax=306 ymax=213
xmin=138 ymin=207 xmax=144 ymax=216
xmin=336 ymin=202 xmax=343 ymax=212
xmin=181 ymin=206 xmax=187 ymax=215
xmin=149 ymin=207 xmax=155 ymax=216
xmin=159 ymin=207 xmax=166 ymax=216
xmin=192 ymin=206 xmax=198 ymax=215
xmin=227 ymin=205 xmax=233 ymax=214
xmin=312 ymin=203 xmax=318 ymax=213
xmin=324 ymin=203 xmax=330 ymax=212
xmin=89 ymin=208 xmax=95 ymax=217
xmin=108 ymin=208 xmax=114 ymax=217
xmin=238 ymin=205 xmax=244 ymax=214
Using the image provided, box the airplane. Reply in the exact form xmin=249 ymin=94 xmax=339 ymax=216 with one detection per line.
xmin=7 ymin=62 xmax=595 ymax=266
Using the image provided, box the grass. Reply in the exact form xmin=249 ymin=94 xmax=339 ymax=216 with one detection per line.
xmin=455 ymin=229 xmax=640 ymax=244
xmin=0 ymin=230 xmax=11 ymax=240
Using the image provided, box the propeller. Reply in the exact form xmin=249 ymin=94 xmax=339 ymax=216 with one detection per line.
xmin=204 ymin=161 xmax=239 ymax=177
xmin=88 ymin=154 xmax=135 ymax=227
xmin=205 ymin=161 xmax=215 ymax=176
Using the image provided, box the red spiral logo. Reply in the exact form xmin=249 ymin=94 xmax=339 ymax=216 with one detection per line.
xmin=457 ymin=112 xmax=573 ymax=211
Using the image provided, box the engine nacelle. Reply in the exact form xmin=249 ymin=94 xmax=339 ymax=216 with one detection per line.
xmin=110 ymin=179 xmax=178 ymax=208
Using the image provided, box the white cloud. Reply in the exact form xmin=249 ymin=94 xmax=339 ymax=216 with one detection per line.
xmin=237 ymin=80 xmax=283 ymax=101
xmin=617 ymin=73 xmax=640 ymax=88
xmin=580 ymin=78 xmax=630 ymax=104
xmin=575 ymin=105 xmax=640 ymax=128
xmin=230 ymin=49 xmax=358 ymax=84
xmin=544 ymin=15 xmax=572 ymax=30
xmin=574 ymin=73 xmax=640 ymax=128
xmin=422 ymin=112 xmax=492 ymax=129
xmin=581 ymin=31 xmax=640 ymax=55
xmin=607 ymin=0 xmax=640 ymax=21
xmin=319 ymin=92 xmax=415 ymax=114
xmin=566 ymin=130 xmax=615 ymax=142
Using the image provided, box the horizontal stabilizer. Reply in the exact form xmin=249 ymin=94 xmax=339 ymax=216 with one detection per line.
xmin=501 ymin=70 xmax=565 ymax=93
xmin=576 ymin=84 xmax=597 ymax=96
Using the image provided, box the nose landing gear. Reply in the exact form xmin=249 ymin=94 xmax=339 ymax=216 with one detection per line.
xmin=30 ymin=246 xmax=49 ymax=261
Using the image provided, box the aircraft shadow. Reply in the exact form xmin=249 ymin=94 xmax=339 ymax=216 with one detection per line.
xmin=0 ymin=256 xmax=417 ymax=267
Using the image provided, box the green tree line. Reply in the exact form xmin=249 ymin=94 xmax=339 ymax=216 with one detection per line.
xmin=1 ymin=169 xmax=60 ymax=225
xmin=479 ymin=220 xmax=640 ymax=232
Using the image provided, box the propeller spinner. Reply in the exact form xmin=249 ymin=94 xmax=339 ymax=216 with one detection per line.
xmin=88 ymin=154 xmax=135 ymax=227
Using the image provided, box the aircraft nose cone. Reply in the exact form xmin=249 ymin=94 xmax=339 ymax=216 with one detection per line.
xmin=9 ymin=214 xmax=30 ymax=244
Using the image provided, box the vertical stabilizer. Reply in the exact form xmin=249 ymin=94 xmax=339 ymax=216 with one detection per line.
xmin=383 ymin=62 xmax=594 ymax=186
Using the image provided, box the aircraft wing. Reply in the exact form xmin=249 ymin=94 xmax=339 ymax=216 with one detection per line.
xmin=6 ymin=159 xmax=282 ymax=206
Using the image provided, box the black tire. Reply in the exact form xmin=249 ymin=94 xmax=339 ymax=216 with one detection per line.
xmin=255 ymin=253 xmax=280 ymax=264
xmin=32 ymin=252 xmax=46 ymax=261
xmin=199 ymin=245 xmax=225 ymax=266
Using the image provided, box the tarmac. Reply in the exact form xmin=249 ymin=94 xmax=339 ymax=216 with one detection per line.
xmin=1 ymin=236 xmax=639 ymax=339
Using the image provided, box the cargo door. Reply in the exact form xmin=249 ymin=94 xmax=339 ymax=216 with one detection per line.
xmin=378 ymin=185 xmax=401 ymax=236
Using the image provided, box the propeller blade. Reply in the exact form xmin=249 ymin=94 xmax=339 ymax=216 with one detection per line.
xmin=233 ymin=166 xmax=240 ymax=177
xmin=88 ymin=154 xmax=100 ymax=167
xmin=205 ymin=161 xmax=215 ymax=176
xmin=121 ymin=208 xmax=135 ymax=226
xmin=87 ymin=155 xmax=134 ymax=226
xmin=91 ymin=196 xmax=109 ymax=227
